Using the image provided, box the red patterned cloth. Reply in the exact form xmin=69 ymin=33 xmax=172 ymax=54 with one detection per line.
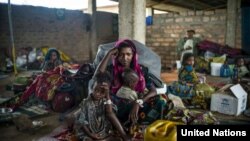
xmin=53 ymin=129 xmax=77 ymax=141
xmin=21 ymin=67 xmax=65 ymax=103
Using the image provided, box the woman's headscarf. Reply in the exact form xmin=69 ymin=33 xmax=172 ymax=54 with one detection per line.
xmin=112 ymin=39 xmax=145 ymax=94
xmin=44 ymin=48 xmax=61 ymax=61
xmin=42 ymin=48 xmax=61 ymax=71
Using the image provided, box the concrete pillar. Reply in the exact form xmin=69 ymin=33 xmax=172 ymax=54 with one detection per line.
xmin=225 ymin=0 xmax=238 ymax=47
xmin=241 ymin=0 xmax=250 ymax=54
xmin=119 ymin=0 xmax=146 ymax=44
xmin=88 ymin=0 xmax=97 ymax=61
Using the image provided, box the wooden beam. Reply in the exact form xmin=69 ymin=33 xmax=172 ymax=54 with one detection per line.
xmin=188 ymin=0 xmax=212 ymax=9
xmin=151 ymin=3 xmax=191 ymax=12
xmin=146 ymin=0 xmax=164 ymax=7
xmin=203 ymin=4 xmax=226 ymax=11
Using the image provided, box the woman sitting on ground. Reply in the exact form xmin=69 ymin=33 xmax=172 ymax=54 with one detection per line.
xmin=42 ymin=48 xmax=63 ymax=71
xmin=94 ymin=39 xmax=169 ymax=126
xmin=18 ymin=48 xmax=65 ymax=106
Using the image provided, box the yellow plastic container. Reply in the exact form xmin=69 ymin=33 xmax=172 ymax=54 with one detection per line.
xmin=144 ymin=120 xmax=183 ymax=141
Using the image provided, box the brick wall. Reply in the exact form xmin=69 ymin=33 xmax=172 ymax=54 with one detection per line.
xmin=146 ymin=9 xmax=241 ymax=70
xmin=0 ymin=4 xmax=118 ymax=63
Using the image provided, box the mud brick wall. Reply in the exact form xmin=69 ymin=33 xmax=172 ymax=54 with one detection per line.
xmin=0 ymin=4 xmax=118 ymax=63
xmin=146 ymin=9 xmax=241 ymax=70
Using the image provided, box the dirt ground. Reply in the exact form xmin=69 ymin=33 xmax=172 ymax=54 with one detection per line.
xmin=0 ymin=71 xmax=62 ymax=141
xmin=0 ymin=113 xmax=61 ymax=141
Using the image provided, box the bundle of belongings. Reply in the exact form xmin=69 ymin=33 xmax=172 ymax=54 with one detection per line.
xmin=15 ymin=46 xmax=73 ymax=70
xmin=165 ymin=108 xmax=219 ymax=125
xmin=142 ymin=109 xmax=218 ymax=141
xmin=198 ymin=40 xmax=242 ymax=58
xmin=1 ymin=64 xmax=94 ymax=120
xmin=195 ymin=40 xmax=249 ymax=76
xmin=168 ymin=80 xmax=215 ymax=109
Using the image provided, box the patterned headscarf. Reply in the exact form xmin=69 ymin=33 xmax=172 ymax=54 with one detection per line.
xmin=112 ymin=39 xmax=145 ymax=94
xmin=44 ymin=48 xmax=61 ymax=61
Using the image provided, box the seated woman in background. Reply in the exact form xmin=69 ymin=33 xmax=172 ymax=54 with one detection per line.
xmin=18 ymin=48 xmax=65 ymax=107
xmin=42 ymin=48 xmax=63 ymax=71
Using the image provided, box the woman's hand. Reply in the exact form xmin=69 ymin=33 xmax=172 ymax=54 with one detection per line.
xmin=108 ymin=48 xmax=118 ymax=57
xmin=129 ymin=103 xmax=140 ymax=124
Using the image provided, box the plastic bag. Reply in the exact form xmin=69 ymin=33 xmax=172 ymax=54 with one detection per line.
xmin=220 ymin=64 xmax=231 ymax=77
xmin=204 ymin=51 xmax=215 ymax=61
xmin=165 ymin=108 xmax=219 ymax=125
xmin=195 ymin=83 xmax=215 ymax=98
xmin=212 ymin=54 xmax=227 ymax=63
xmin=16 ymin=55 xmax=27 ymax=68
xmin=28 ymin=48 xmax=37 ymax=63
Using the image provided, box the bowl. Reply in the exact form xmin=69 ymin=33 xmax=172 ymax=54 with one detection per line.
xmin=0 ymin=108 xmax=13 ymax=115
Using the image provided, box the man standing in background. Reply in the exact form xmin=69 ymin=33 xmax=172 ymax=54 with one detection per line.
xmin=177 ymin=30 xmax=202 ymax=62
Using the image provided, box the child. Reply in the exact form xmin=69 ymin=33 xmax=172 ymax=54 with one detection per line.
xmin=233 ymin=57 xmax=249 ymax=78
xmin=168 ymin=53 xmax=199 ymax=99
xmin=179 ymin=53 xmax=199 ymax=85
xmin=116 ymin=68 xmax=140 ymax=101
xmin=75 ymin=72 xmax=130 ymax=141
xmin=169 ymin=53 xmax=214 ymax=109
xmin=42 ymin=48 xmax=62 ymax=71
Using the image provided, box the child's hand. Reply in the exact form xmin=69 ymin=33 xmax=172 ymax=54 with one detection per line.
xmin=129 ymin=103 xmax=140 ymax=124
xmin=100 ymin=82 xmax=110 ymax=99
xmin=90 ymin=133 xmax=102 ymax=140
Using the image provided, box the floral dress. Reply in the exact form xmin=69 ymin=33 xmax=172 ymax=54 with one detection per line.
xmin=168 ymin=65 xmax=199 ymax=99
xmin=76 ymin=96 xmax=112 ymax=140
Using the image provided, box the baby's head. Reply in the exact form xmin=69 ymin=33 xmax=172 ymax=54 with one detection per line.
xmin=122 ymin=68 xmax=139 ymax=90
xmin=182 ymin=53 xmax=195 ymax=66
xmin=91 ymin=71 xmax=111 ymax=101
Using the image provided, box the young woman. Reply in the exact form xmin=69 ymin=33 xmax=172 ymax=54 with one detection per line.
xmin=94 ymin=39 xmax=168 ymax=125
xmin=42 ymin=48 xmax=62 ymax=71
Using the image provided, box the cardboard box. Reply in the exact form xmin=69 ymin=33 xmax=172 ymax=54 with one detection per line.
xmin=210 ymin=84 xmax=248 ymax=116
